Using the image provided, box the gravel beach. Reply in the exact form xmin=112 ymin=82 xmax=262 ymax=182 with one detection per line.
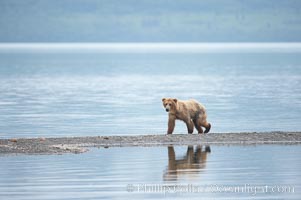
xmin=0 ymin=132 xmax=300 ymax=155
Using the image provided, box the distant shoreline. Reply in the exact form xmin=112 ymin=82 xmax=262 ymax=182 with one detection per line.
xmin=1 ymin=43 xmax=301 ymax=53
xmin=0 ymin=132 xmax=300 ymax=155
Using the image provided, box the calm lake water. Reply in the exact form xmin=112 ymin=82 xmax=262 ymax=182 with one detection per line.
xmin=0 ymin=145 xmax=300 ymax=199
xmin=0 ymin=45 xmax=300 ymax=200
xmin=0 ymin=45 xmax=301 ymax=138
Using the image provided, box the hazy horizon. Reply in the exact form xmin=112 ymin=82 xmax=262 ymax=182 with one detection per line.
xmin=0 ymin=0 xmax=301 ymax=42
xmin=1 ymin=42 xmax=301 ymax=53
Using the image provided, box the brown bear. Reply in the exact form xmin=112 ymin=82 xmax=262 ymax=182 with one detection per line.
xmin=162 ymin=98 xmax=211 ymax=134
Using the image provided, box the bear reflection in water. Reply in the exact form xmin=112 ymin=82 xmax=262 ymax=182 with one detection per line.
xmin=163 ymin=145 xmax=211 ymax=181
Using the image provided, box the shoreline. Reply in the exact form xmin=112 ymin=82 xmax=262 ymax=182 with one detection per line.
xmin=0 ymin=132 xmax=300 ymax=155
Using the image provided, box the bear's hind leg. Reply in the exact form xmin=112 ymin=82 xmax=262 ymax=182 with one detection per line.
xmin=193 ymin=118 xmax=203 ymax=134
xmin=202 ymin=121 xmax=211 ymax=134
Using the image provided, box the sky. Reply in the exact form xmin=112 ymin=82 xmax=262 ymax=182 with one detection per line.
xmin=0 ymin=0 xmax=301 ymax=43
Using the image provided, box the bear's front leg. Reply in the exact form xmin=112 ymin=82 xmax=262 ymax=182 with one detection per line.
xmin=167 ymin=116 xmax=176 ymax=134
xmin=185 ymin=119 xmax=194 ymax=134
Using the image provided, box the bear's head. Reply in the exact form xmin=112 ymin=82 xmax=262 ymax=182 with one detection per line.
xmin=162 ymin=98 xmax=178 ymax=113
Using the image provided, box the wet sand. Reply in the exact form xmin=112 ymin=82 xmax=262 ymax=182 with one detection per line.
xmin=0 ymin=132 xmax=300 ymax=155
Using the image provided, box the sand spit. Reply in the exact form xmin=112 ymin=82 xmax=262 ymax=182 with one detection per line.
xmin=0 ymin=132 xmax=300 ymax=155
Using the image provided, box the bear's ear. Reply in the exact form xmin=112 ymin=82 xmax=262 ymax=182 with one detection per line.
xmin=173 ymin=98 xmax=178 ymax=103
xmin=162 ymin=98 xmax=166 ymax=102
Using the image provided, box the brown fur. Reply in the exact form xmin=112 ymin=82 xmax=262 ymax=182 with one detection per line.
xmin=162 ymin=98 xmax=211 ymax=134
